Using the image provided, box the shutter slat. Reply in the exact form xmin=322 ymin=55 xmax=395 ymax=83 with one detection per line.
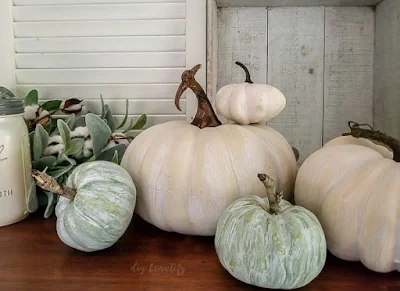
xmin=14 ymin=3 xmax=185 ymax=21
xmin=16 ymin=68 xmax=183 ymax=84
xmin=14 ymin=20 xmax=186 ymax=37
xmin=14 ymin=0 xmax=185 ymax=5
xmin=84 ymin=99 xmax=185 ymax=115
xmin=15 ymin=36 xmax=186 ymax=53
xmin=16 ymin=84 xmax=183 ymax=99
xmin=15 ymin=52 xmax=186 ymax=68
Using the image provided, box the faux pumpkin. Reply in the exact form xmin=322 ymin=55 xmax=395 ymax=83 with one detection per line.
xmin=33 ymin=161 xmax=136 ymax=252
xmin=215 ymin=174 xmax=326 ymax=289
xmin=295 ymin=121 xmax=400 ymax=272
xmin=121 ymin=64 xmax=297 ymax=236
xmin=216 ymin=62 xmax=286 ymax=125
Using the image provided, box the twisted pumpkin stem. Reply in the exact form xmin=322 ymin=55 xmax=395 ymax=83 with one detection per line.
xmin=175 ymin=65 xmax=221 ymax=129
xmin=258 ymin=174 xmax=283 ymax=215
xmin=342 ymin=121 xmax=400 ymax=162
xmin=32 ymin=170 xmax=76 ymax=200
xmin=235 ymin=62 xmax=254 ymax=84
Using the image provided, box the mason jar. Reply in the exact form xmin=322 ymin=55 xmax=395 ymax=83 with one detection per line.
xmin=0 ymin=95 xmax=37 ymax=227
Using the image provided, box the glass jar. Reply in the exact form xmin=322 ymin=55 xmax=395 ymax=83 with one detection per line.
xmin=0 ymin=95 xmax=37 ymax=227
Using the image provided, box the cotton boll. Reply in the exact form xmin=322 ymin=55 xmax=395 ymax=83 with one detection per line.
xmin=84 ymin=139 xmax=93 ymax=151
xmin=71 ymin=126 xmax=89 ymax=138
xmin=23 ymin=105 xmax=39 ymax=121
xmin=48 ymin=135 xmax=63 ymax=145
xmin=43 ymin=144 xmax=64 ymax=156
xmin=38 ymin=109 xmax=50 ymax=119
xmin=83 ymin=149 xmax=92 ymax=158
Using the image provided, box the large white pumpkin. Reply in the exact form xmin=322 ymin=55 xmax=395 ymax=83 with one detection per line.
xmin=295 ymin=122 xmax=400 ymax=272
xmin=121 ymin=65 xmax=297 ymax=236
xmin=216 ymin=62 xmax=286 ymax=125
xmin=55 ymin=161 xmax=136 ymax=252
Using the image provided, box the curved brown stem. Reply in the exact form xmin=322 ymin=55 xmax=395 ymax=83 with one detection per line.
xmin=342 ymin=121 xmax=400 ymax=162
xmin=258 ymin=174 xmax=283 ymax=215
xmin=175 ymin=64 xmax=221 ymax=129
xmin=236 ymin=62 xmax=253 ymax=84
xmin=32 ymin=170 xmax=76 ymax=200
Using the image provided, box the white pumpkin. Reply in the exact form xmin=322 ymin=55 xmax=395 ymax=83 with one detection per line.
xmin=121 ymin=65 xmax=297 ymax=236
xmin=215 ymin=174 xmax=326 ymax=289
xmin=295 ymin=122 xmax=400 ymax=272
xmin=55 ymin=161 xmax=136 ymax=252
xmin=216 ymin=62 xmax=286 ymax=125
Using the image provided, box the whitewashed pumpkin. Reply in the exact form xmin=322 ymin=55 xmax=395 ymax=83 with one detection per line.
xmin=215 ymin=174 xmax=326 ymax=289
xmin=55 ymin=161 xmax=136 ymax=252
xmin=121 ymin=65 xmax=297 ymax=236
xmin=216 ymin=62 xmax=286 ymax=125
xmin=295 ymin=122 xmax=400 ymax=272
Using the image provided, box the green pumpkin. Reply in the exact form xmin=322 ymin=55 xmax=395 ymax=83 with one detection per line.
xmin=215 ymin=174 xmax=326 ymax=290
xmin=55 ymin=161 xmax=136 ymax=252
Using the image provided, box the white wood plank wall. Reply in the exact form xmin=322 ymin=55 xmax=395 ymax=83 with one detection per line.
xmin=13 ymin=0 xmax=190 ymax=130
xmin=216 ymin=6 xmax=375 ymax=163
xmin=375 ymin=0 xmax=400 ymax=139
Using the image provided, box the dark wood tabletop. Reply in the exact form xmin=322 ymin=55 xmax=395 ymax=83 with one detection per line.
xmin=0 ymin=210 xmax=398 ymax=291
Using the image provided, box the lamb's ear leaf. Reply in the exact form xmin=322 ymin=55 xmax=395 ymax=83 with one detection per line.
xmin=96 ymin=144 xmax=126 ymax=163
xmin=43 ymin=191 xmax=56 ymax=219
xmin=64 ymin=138 xmax=84 ymax=156
xmin=57 ymin=119 xmax=71 ymax=148
xmin=33 ymin=124 xmax=49 ymax=161
xmin=104 ymin=104 xmax=118 ymax=132
xmin=117 ymin=99 xmax=129 ymax=129
xmin=85 ymin=113 xmax=111 ymax=158
xmin=111 ymin=150 xmax=119 ymax=164
xmin=32 ymin=156 xmax=57 ymax=171
xmin=65 ymin=113 xmax=76 ymax=130
xmin=47 ymin=164 xmax=74 ymax=179
xmin=124 ymin=114 xmax=147 ymax=132
xmin=24 ymin=90 xmax=39 ymax=106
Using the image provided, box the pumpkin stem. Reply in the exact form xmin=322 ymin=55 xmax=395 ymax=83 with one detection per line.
xmin=258 ymin=174 xmax=283 ymax=215
xmin=175 ymin=64 xmax=221 ymax=129
xmin=342 ymin=121 xmax=400 ymax=162
xmin=32 ymin=170 xmax=76 ymax=200
xmin=235 ymin=62 xmax=254 ymax=84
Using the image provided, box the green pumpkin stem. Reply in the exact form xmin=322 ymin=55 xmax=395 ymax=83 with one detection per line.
xmin=235 ymin=62 xmax=254 ymax=84
xmin=175 ymin=64 xmax=221 ymax=129
xmin=32 ymin=170 xmax=76 ymax=200
xmin=258 ymin=174 xmax=283 ymax=215
xmin=342 ymin=121 xmax=400 ymax=162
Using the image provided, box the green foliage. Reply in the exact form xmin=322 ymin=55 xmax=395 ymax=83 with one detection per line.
xmin=24 ymin=90 xmax=147 ymax=218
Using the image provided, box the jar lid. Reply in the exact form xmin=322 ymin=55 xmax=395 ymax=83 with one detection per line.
xmin=0 ymin=90 xmax=24 ymax=116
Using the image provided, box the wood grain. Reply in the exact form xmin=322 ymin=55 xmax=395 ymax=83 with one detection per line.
xmin=267 ymin=7 xmax=324 ymax=164
xmin=217 ymin=7 xmax=267 ymax=90
xmin=323 ymin=7 xmax=374 ymax=144
xmin=0 ymin=211 xmax=398 ymax=291
xmin=216 ymin=0 xmax=383 ymax=7
xmin=374 ymin=0 xmax=400 ymax=139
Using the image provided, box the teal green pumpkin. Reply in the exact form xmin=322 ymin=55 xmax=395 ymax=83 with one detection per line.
xmin=55 ymin=161 xmax=136 ymax=252
xmin=215 ymin=174 xmax=326 ymax=290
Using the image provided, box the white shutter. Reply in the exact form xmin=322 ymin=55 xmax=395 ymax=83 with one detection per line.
xmin=1 ymin=0 xmax=206 ymax=128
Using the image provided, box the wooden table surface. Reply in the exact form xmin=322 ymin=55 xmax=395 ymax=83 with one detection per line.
xmin=0 ymin=211 xmax=399 ymax=291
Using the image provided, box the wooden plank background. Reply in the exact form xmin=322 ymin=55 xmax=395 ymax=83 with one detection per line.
xmin=215 ymin=5 xmax=376 ymax=163
xmin=375 ymin=0 xmax=400 ymax=139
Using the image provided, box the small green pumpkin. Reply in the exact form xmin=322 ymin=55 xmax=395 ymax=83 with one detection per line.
xmin=55 ymin=161 xmax=136 ymax=252
xmin=215 ymin=174 xmax=326 ymax=290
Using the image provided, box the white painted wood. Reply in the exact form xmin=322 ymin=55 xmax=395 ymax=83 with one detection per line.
xmin=17 ymin=84 xmax=182 ymax=100
xmin=16 ymin=68 xmax=183 ymax=84
xmin=14 ymin=3 xmax=185 ymax=21
xmin=0 ymin=1 xmax=16 ymax=90
xmin=14 ymin=0 xmax=185 ymax=4
xmin=268 ymin=7 xmax=324 ymax=164
xmin=15 ymin=52 xmax=186 ymax=69
xmin=15 ymin=36 xmax=186 ymax=53
xmin=374 ymin=0 xmax=400 ymax=138
xmin=324 ymin=7 xmax=374 ymax=143
xmin=207 ymin=0 xmax=218 ymax=100
xmin=14 ymin=20 xmax=186 ymax=37
xmin=216 ymin=0 xmax=383 ymax=7
xmin=217 ymin=7 xmax=267 ymax=90
xmin=83 ymin=99 xmax=185 ymax=115
xmin=186 ymin=0 xmax=207 ymax=122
